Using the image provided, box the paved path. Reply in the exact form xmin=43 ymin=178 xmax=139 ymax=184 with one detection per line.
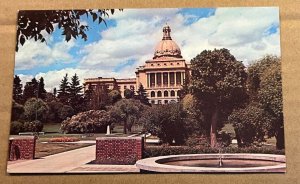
xmin=7 ymin=145 xmax=96 ymax=173
xmin=7 ymin=145 xmax=140 ymax=173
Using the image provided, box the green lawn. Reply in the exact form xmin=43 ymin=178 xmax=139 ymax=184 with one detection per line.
xmin=42 ymin=123 xmax=61 ymax=133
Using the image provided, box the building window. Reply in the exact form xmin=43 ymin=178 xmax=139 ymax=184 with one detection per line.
xmin=170 ymin=63 xmax=173 ymax=65
xmin=164 ymin=91 xmax=168 ymax=97
xmin=163 ymin=73 xmax=168 ymax=86
xmin=164 ymin=63 xmax=167 ymax=66
xmin=170 ymin=100 xmax=177 ymax=104
xmin=124 ymin=85 xmax=127 ymax=89
xmin=177 ymin=63 xmax=180 ymax=65
xmin=157 ymin=73 xmax=162 ymax=86
xmin=170 ymin=72 xmax=175 ymax=86
xmin=151 ymin=64 xmax=154 ymax=66
xmin=177 ymin=91 xmax=181 ymax=97
xmin=157 ymin=91 xmax=162 ymax=97
xmin=150 ymin=73 xmax=155 ymax=87
xmin=176 ymin=72 xmax=181 ymax=85
xmin=151 ymin=100 xmax=155 ymax=104
xmin=164 ymin=100 xmax=168 ymax=104
xmin=151 ymin=91 xmax=155 ymax=97
xmin=158 ymin=100 xmax=162 ymax=104
xmin=171 ymin=90 xmax=175 ymax=97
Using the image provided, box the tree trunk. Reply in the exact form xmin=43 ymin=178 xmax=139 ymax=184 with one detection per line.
xmin=210 ymin=107 xmax=219 ymax=148
xmin=276 ymin=127 xmax=285 ymax=149
xmin=123 ymin=121 xmax=127 ymax=134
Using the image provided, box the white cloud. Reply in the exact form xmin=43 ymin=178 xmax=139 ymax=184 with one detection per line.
xmin=16 ymin=8 xmax=281 ymax=91
xmin=15 ymin=38 xmax=76 ymax=70
xmin=79 ymin=7 xmax=280 ymax=71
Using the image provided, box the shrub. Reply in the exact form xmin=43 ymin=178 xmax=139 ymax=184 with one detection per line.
xmin=49 ymin=137 xmax=80 ymax=142
xmin=59 ymin=105 xmax=75 ymax=121
xmin=10 ymin=121 xmax=24 ymax=134
xmin=229 ymin=103 xmax=271 ymax=147
xmin=11 ymin=101 xmax=24 ymax=121
xmin=23 ymin=98 xmax=49 ymax=121
xmin=217 ymin=131 xmax=232 ymax=147
xmin=60 ymin=110 xmax=111 ymax=134
xmin=143 ymin=145 xmax=285 ymax=158
xmin=140 ymin=103 xmax=188 ymax=145
xmin=23 ymin=120 xmax=43 ymax=132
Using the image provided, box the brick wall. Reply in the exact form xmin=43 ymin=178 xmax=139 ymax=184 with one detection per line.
xmin=8 ymin=136 xmax=36 ymax=161
xmin=96 ymin=137 xmax=144 ymax=165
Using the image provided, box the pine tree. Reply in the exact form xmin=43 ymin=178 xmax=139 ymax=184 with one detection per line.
xmin=53 ymin=87 xmax=57 ymax=97
xmin=57 ymin=74 xmax=70 ymax=104
xmin=38 ymin=77 xmax=47 ymax=99
xmin=13 ymin=75 xmax=23 ymax=103
xmin=83 ymin=84 xmax=94 ymax=110
xmin=23 ymin=77 xmax=39 ymax=101
xmin=135 ymin=84 xmax=150 ymax=105
xmin=68 ymin=73 xmax=83 ymax=112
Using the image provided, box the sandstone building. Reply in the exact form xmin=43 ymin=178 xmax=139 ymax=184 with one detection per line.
xmin=84 ymin=25 xmax=190 ymax=104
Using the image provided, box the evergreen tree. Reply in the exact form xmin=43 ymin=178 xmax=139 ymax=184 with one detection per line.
xmin=53 ymin=87 xmax=57 ymax=97
xmin=38 ymin=77 xmax=47 ymax=99
xmin=23 ymin=77 xmax=39 ymax=101
xmin=13 ymin=75 xmax=23 ymax=103
xmin=68 ymin=73 xmax=83 ymax=112
xmin=135 ymin=84 xmax=150 ymax=105
xmin=83 ymin=84 xmax=94 ymax=110
xmin=57 ymin=74 xmax=70 ymax=104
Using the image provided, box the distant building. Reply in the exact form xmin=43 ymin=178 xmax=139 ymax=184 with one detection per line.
xmin=84 ymin=25 xmax=190 ymax=104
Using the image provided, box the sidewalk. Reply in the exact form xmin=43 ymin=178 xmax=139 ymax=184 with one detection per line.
xmin=7 ymin=145 xmax=140 ymax=173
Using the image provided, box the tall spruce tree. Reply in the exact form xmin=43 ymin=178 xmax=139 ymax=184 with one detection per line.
xmin=23 ymin=77 xmax=39 ymax=101
xmin=13 ymin=75 xmax=23 ymax=103
xmin=135 ymin=84 xmax=150 ymax=105
xmin=83 ymin=84 xmax=94 ymax=110
xmin=38 ymin=77 xmax=47 ymax=99
xmin=68 ymin=74 xmax=83 ymax=112
xmin=57 ymin=74 xmax=70 ymax=104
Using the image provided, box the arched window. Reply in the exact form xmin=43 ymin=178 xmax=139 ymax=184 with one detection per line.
xmin=151 ymin=91 xmax=155 ymax=97
xmin=164 ymin=100 xmax=168 ymax=104
xmin=170 ymin=90 xmax=175 ymax=97
xmin=177 ymin=90 xmax=181 ymax=97
xmin=157 ymin=91 xmax=162 ymax=97
xmin=164 ymin=91 xmax=169 ymax=97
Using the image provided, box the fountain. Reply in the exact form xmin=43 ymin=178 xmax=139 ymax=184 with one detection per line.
xmin=136 ymin=153 xmax=286 ymax=173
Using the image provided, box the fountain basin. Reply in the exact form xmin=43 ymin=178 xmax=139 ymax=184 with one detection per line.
xmin=136 ymin=154 xmax=286 ymax=173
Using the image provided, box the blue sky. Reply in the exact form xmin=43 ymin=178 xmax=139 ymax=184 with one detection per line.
xmin=15 ymin=8 xmax=280 ymax=91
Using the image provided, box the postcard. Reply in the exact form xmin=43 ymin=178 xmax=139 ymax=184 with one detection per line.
xmin=7 ymin=7 xmax=285 ymax=173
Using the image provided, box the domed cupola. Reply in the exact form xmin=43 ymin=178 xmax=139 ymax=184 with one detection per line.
xmin=153 ymin=24 xmax=182 ymax=59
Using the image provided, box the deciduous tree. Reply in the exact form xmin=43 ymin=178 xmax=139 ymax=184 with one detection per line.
xmin=190 ymin=48 xmax=247 ymax=148
xmin=16 ymin=9 xmax=121 ymax=51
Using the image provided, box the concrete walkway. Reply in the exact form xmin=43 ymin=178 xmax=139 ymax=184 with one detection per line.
xmin=8 ymin=145 xmax=96 ymax=173
xmin=7 ymin=145 xmax=140 ymax=174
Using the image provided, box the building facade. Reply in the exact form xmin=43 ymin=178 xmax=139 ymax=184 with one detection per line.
xmin=84 ymin=25 xmax=190 ymax=104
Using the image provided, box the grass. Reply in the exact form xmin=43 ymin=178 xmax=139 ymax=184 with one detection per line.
xmin=35 ymin=142 xmax=94 ymax=158
xmin=42 ymin=123 xmax=61 ymax=133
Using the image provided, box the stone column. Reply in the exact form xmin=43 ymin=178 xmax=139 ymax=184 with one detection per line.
xmin=181 ymin=72 xmax=184 ymax=85
xmin=154 ymin=72 xmax=157 ymax=88
xmin=168 ymin=72 xmax=170 ymax=87
xmin=147 ymin=74 xmax=150 ymax=88
xmin=161 ymin=72 xmax=163 ymax=88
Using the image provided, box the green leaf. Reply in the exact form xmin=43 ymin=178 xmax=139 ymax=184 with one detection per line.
xmin=20 ymin=35 xmax=25 ymax=45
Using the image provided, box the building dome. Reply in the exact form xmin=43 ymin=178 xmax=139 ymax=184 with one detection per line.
xmin=153 ymin=25 xmax=182 ymax=59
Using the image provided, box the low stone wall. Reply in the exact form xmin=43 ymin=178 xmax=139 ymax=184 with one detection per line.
xmin=96 ymin=137 xmax=144 ymax=165
xmin=8 ymin=136 xmax=36 ymax=161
